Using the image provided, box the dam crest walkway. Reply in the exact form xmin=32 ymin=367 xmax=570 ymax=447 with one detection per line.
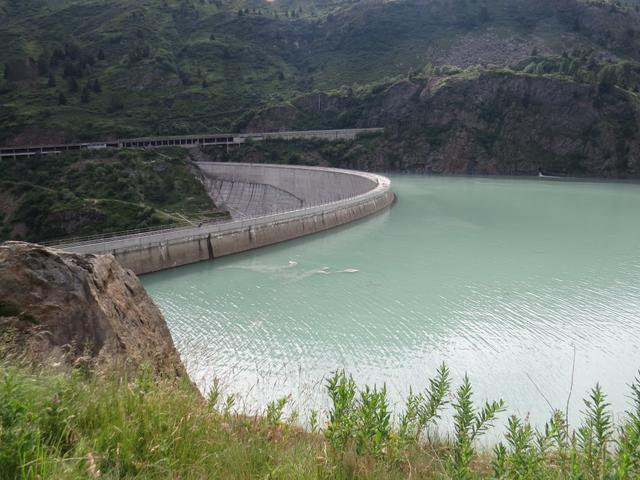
xmin=53 ymin=163 xmax=394 ymax=274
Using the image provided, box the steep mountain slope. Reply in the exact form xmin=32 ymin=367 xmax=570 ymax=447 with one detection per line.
xmin=227 ymin=67 xmax=640 ymax=177
xmin=2 ymin=0 xmax=640 ymax=144
xmin=0 ymin=148 xmax=227 ymax=242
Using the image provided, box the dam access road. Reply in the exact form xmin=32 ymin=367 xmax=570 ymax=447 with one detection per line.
xmin=54 ymin=163 xmax=395 ymax=274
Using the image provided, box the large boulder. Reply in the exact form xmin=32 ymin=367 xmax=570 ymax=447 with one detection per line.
xmin=0 ymin=241 xmax=186 ymax=378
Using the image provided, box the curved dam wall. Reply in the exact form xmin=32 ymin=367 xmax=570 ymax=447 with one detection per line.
xmin=197 ymin=162 xmax=376 ymax=206
xmin=60 ymin=164 xmax=394 ymax=275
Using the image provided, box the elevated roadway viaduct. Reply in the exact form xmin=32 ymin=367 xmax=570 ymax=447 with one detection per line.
xmin=0 ymin=128 xmax=383 ymax=160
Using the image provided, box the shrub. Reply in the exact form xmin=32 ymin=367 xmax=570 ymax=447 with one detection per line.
xmin=1 ymin=362 xmax=640 ymax=479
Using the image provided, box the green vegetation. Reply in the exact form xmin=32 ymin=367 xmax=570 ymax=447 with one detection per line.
xmin=1 ymin=362 xmax=640 ymax=479
xmin=513 ymin=50 xmax=640 ymax=93
xmin=221 ymin=60 xmax=640 ymax=177
xmin=0 ymin=148 xmax=227 ymax=243
xmin=209 ymin=135 xmax=385 ymax=168
xmin=0 ymin=301 xmax=36 ymax=324
xmin=2 ymin=0 xmax=640 ymax=142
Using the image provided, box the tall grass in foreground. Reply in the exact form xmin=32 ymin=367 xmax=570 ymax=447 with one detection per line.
xmin=1 ymin=364 xmax=639 ymax=479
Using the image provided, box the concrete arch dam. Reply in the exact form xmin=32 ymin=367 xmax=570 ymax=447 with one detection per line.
xmin=197 ymin=162 xmax=378 ymax=217
xmin=60 ymin=163 xmax=395 ymax=274
xmin=201 ymin=175 xmax=304 ymax=219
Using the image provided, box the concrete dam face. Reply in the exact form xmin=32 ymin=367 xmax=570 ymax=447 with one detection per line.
xmin=199 ymin=166 xmax=305 ymax=219
xmin=203 ymin=179 xmax=303 ymax=219
xmin=197 ymin=162 xmax=379 ymax=209
xmin=62 ymin=163 xmax=395 ymax=274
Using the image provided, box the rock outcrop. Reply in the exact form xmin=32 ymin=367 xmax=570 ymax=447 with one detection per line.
xmin=241 ymin=71 xmax=640 ymax=177
xmin=0 ymin=241 xmax=186 ymax=378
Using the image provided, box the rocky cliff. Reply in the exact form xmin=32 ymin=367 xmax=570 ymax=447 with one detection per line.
xmin=241 ymin=70 xmax=640 ymax=177
xmin=0 ymin=241 xmax=186 ymax=378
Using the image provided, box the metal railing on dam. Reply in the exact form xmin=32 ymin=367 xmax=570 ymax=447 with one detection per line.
xmin=0 ymin=128 xmax=383 ymax=159
xmin=53 ymin=164 xmax=394 ymax=274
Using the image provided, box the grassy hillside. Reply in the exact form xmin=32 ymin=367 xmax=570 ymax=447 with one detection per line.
xmin=3 ymin=0 xmax=640 ymax=143
xmin=0 ymin=148 xmax=227 ymax=243
xmin=1 ymin=362 xmax=639 ymax=479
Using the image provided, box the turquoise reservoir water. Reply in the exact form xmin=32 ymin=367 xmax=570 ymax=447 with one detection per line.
xmin=143 ymin=176 xmax=640 ymax=426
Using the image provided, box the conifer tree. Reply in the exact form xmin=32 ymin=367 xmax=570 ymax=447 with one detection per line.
xmin=37 ymin=54 xmax=49 ymax=75
xmin=67 ymin=76 xmax=79 ymax=93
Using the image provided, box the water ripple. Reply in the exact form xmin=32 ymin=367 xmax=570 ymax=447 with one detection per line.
xmin=144 ymin=176 xmax=640 ymax=427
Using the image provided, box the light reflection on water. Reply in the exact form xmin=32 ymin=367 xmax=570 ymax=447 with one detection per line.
xmin=143 ymin=176 xmax=640 ymax=428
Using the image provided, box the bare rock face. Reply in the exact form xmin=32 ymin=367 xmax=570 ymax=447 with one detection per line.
xmin=241 ymin=71 xmax=640 ymax=177
xmin=0 ymin=241 xmax=186 ymax=378
xmin=244 ymin=104 xmax=301 ymax=133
